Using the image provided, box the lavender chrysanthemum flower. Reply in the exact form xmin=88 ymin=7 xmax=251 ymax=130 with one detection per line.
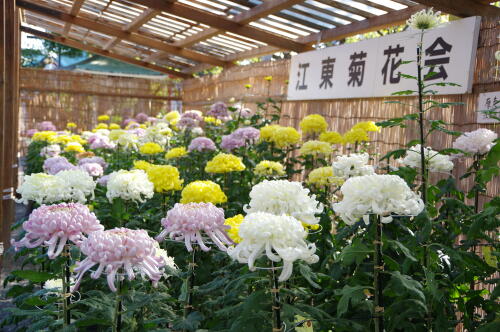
xmin=89 ymin=135 xmax=115 ymax=149
xmin=43 ymin=156 xmax=77 ymax=175
xmin=178 ymin=111 xmax=203 ymax=129
xmin=40 ymin=144 xmax=61 ymax=158
xmin=11 ymin=203 xmax=103 ymax=259
xmin=156 ymin=203 xmax=233 ymax=252
xmin=79 ymin=163 xmax=104 ymax=177
xmin=188 ymin=137 xmax=216 ymax=152
xmin=128 ymin=128 xmax=146 ymax=137
xmin=79 ymin=156 xmax=108 ymax=170
xmin=220 ymin=135 xmax=245 ymax=151
xmin=37 ymin=121 xmax=57 ymax=131
xmin=232 ymin=127 xmax=260 ymax=143
xmin=73 ymin=228 xmax=167 ymax=292
xmin=122 ymin=118 xmax=135 ymax=127
xmin=97 ymin=174 xmax=110 ymax=186
xmin=207 ymin=102 xmax=229 ymax=119
xmin=26 ymin=129 xmax=38 ymax=137
xmin=135 ymin=113 xmax=149 ymax=123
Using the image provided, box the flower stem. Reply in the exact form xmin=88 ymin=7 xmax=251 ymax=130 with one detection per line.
xmin=417 ymin=32 xmax=427 ymax=205
xmin=183 ymin=247 xmax=196 ymax=332
xmin=270 ymin=261 xmax=282 ymax=332
xmin=113 ymin=279 xmax=123 ymax=332
xmin=372 ymin=214 xmax=384 ymax=332
xmin=62 ymin=244 xmax=71 ymax=326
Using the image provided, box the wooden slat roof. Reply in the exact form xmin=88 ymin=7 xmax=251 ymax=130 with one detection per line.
xmin=17 ymin=0 xmax=500 ymax=78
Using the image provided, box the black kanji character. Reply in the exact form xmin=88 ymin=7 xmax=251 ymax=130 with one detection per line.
xmin=296 ymin=63 xmax=310 ymax=90
xmin=381 ymin=44 xmax=404 ymax=85
xmin=319 ymin=57 xmax=335 ymax=89
xmin=348 ymin=51 xmax=367 ymax=87
xmin=424 ymin=37 xmax=452 ymax=80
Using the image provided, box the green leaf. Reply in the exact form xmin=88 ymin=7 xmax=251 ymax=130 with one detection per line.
xmin=387 ymin=240 xmax=417 ymax=262
xmin=386 ymin=271 xmax=425 ymax=302
xmin=391 ymin=90 xmax=415 ymax=96
xmin=339 ymin=239 xmax=373 ymax=266
xmin=11 ymin=270 xmax=57 ymax=283
xmin=336 ymin=285 xmax=369 ymax=317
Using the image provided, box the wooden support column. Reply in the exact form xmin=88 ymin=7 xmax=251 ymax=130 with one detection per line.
xmin=1 ymin=0 xmax=20 ymax=260
xmin=0 ymin=0 xmax=5 ymax=266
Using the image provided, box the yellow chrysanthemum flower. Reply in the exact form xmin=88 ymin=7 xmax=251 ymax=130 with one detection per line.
xmin=95 ymin=123 xmax=108 ymax=130
xmin=307 ymin=167 xmax=344 ymax=186
xmin=300 ymin=114 xmax=328 ymax=134
xmin=254 ymin=160 xmax=285 ymax=177
xmin=109 ymin=129 xmax=126 ymax=141
xmin=319 ymin=131 xmax=344 ymax=144
xmin=140 ymin=142 xmax=164 ymax=154
xmin=70 ymin=135 xmax=86 ymax=145
xmin=66 ymin=122 xmax=77 ymax=129
xmin=352 ymin=121 xmax=381 ymax=133
xmin=180 ymin=180 xmax=227 ymax=204
xmin=224 ymin=214 xmax=244 ymax=243
xmin=32 ymin=131 xmax=57 ymax=142
xmin=260 ymin=125 xmax=280 ymax=142
xmin=133 ymin=160 xmax=153 ymax=171
xmin=271 ymin=126 xmax=301 ymax=148
xmin=343 ymin=128 xmax=369 ymax=144
xmin=204 ymin=116 xmax=222 ymax=125
xmin=299 ymin=140 xmax=332 ymax=156
xmin=64 ymin=142 xmax=85 ymax=153
xmin=109 ymin=123 xmax=121 ymax=130
xmin=146 ymin=164 xmax=183 ymax=192
xmin=97 ymin=115 xmax=110 ymax=121
xmin=205 ymin=153 xmax=246 ymax=173
xmin=165 ymin=147 xmax=188 ymax=159
xmin=264 ymin=76 xmax=273 ymax=81
xmin=165 ymin=111 xmax=180 ymax=123
xmin=51 ymin=134 xmax=72 ymax=145
xmin=245 ymin=84 xmax=252 ymax=89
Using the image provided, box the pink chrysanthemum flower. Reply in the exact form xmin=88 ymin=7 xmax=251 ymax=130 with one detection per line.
xmin=135 ymin=112 xmax=149 ymax=123
xmin=156 ymin=203 xmax=233 ymax=252
xmin=207 ymin=102 xmax=229 ymax=119
xmin=37 ymin=121 xmax=57 ymax=131
xmin=79 ymin=162 xmax=104 ymax=177
xmin=11 ymin=203 xmax=103 ymax=259
xmin=220 ymin=135 xmax=245 ymax=151
xmin=26 ymin=129 xmax=38 ymax=137
xmin=188 ymin=137 xmax=216 ymax=152
xmin=79 ymin=156 xmax=108 ymax=170
xmin=232 ymin=127 xmax=260 ymax=143
xmin=73 ymin=228 xmax=166 ymax=292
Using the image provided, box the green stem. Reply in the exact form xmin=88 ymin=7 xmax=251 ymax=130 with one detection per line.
xmin=270 ymin=261 xmax=282 ymax=332
xmin=372 ymin=214 xmax=384 ymax=332
xmin=62 ymin=244 xmax=71 ymax=326
xmin=183 ymin=248 xmax=196 ymax=332
xmin=113 ymin=279 xmax=123 ymax=332
xmin=417 ymin=32 xmax=427 ymax=205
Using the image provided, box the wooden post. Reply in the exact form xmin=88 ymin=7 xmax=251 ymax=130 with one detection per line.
xmin=1 ymin=0 xmax=20 ymax=269
xmin=0 ymin=0 xmax=5 ymax=271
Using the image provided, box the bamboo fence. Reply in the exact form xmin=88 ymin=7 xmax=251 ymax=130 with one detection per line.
xmin=19 ymin=69 xmax=182 ymax=135
xmin=183 ymin=18 xmax=500 ymax=203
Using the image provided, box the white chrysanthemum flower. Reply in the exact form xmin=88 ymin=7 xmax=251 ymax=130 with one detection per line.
xmin=400 ymin=145 xmax=454 ymax=172
xmin=155 ymin=247 xmax=177 ymax=271
xmin=80 ymin=131 xmax=94 ymax=140
xmin=56 ymin=169 xmax=96 ymax=203
xmin=227 ymin=212 xmax=318 ymax=282
xmin=94 ymin=129 xmax=110 ymax=137
xmin=106 ymin=169 xmax=154 ymax=203
xmin=407 ymin=8 xmax=441 ymax=30
xmin=116 ymin=132 xmax=139 ymax=149
xmin=452 ymin=128 xmax=497 ymax=155
xmin=244 ymin=180 xmax=323 ymax=225
xmin=332 ymin=153 xmax=375 ymax=179
xmin=17 ymin=171 xmax=95 ymax=205
xmin=40 ymin=144 xmax=61 ymax=158
xmin=140 ymin=122 xmax=172 ymax=145
xmin=332 ymin=174 xmax=424 ymax=225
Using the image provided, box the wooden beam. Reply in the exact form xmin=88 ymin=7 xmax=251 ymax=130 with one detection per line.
xmin=129 ymin=0 xmax=310 ymax=52
xmin=224 ymin=4 xmax=427 ymax=62
xmin=175 ymin=0 xmax=308 ymax=48
xmin=20 ymin=26 xmax=192 ymax=79
xmin=103 ymin=8 xmax=159 ymax=51
xmin=298 ymin=5 xmax=427 ymax=45
xmin=413 ymin=0 xmax=500 ymax=17
xmin=17 ymin=0 xmax=227 ymax=66
xmin=20 ymin=86 xmax=182 ymax=100
xmin=62 ymin=0 xmax=84 ymax=36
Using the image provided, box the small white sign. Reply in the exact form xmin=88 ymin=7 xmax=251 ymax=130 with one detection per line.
xmin=287 ymin=16 xmax=481 ymax=100
xmin=477 ymin=91 xmax=500 ymax=123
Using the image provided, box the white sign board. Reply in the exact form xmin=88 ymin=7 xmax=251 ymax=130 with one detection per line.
xmin=477 ymin=91 xmax=500 ymax=124
xmin=287 ymin=17 xmax=481 ymax=101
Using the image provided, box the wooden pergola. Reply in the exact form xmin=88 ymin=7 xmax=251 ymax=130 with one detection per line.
xmin=1 ymin=0 xmax=499 ymax=256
